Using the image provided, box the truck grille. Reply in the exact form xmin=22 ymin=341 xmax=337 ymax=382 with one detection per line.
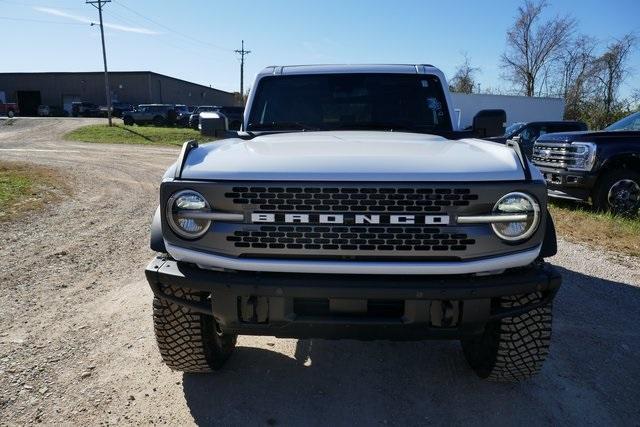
xmin=225 ymin=186 xmax=478 ymax=212
xmin=532 ymin=142 xmax=580 ymax=169
xmin=161 ymin=181 xmax=544 ymax=261
xmin=226 ymin=225 xmax=476 ymax=253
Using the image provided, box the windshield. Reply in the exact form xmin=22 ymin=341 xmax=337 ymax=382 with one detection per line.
xmin=505 ymin=122 xmax=526 ymax=136
xmin=247 ymin=73 xmax=452 ymax=133
xmin=605 ymin=112 xmax=640 ymax=131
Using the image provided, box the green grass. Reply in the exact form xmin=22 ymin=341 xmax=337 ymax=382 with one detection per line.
xmin=549 ymin=200 xmax=640 ymax=257
xmin=64 ymin=124 xmax=209 ymax=146
xmin=0 ymin=169 xmax=32 ymax=213
xmin=0 ymin=162 xmax=64 ymax=220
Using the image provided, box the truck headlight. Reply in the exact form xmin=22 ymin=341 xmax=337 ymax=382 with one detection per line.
xmin=166 ymin=190 xmax=211 ymax=239
xmin=568 ymin=142 xmax=597 ymax=171
xmin=491 ymin=192 xmax=540 ymax=242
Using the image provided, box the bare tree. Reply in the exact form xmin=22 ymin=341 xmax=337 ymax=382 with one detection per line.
xmin=501 ymin=0 xmax=575 ymax=96
xmin=449 ymin=54 xmax=480 ymax=94
xmin=557 ymin=35 xmax=598 ymax=119
xmin=593 ymin=34 xmax=636 ymax=118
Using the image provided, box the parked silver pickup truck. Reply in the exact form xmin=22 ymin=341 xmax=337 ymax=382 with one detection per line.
xmin=145 ymin=64 xmax=560 ymax=382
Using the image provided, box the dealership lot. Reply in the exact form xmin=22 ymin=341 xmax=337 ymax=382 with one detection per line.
xmin=0 ymin=118 xmax=639 ymax=425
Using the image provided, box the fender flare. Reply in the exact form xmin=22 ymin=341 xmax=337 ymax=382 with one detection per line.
xmin=540 ymin=209 xmax=557 ymax=258
xmin=150 ymin=206 xmax=166 ymax=253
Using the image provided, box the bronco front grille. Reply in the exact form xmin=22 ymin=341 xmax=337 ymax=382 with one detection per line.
xmin=226 ymin=225 xmax=476 ymax=252
xmin=224 ymin=186 xmax=479 ymax=212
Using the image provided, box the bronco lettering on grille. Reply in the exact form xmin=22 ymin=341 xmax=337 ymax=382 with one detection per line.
xmin=251 ymin=213 xmax=450 ymax=225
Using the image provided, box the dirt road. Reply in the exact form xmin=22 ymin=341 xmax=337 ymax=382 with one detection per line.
xmin=1 ymin=118 xmax=639 ymax=426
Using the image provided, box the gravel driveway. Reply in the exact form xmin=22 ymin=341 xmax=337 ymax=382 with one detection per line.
xmin=0 ymin=118 xmax=639 ymax=425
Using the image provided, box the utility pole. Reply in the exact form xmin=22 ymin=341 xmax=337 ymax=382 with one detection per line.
xmin=86 ymin=0 xmax=112 ymax=126
xmin=234 ymin=40 xmax=251 ymax=98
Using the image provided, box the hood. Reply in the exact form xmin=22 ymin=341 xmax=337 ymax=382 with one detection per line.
xmin=537 ymin=130 xmax=640 ymax=143
xmin=179 ymin=131 xmax=524 ymax=181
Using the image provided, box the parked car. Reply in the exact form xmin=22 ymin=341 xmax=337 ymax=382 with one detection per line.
xmin=0 ymin=91 xmax=18 ymax=117
xmin=146 ymin=64 xmax=561 ymax=383
xmin=111 ymin=102 xmax=134 ymax=118
xmin=486 ymin=121 xmax=587 ymax=157
xmin=174 ymin=104 xmax=191 ymax=127
xmin=37 ymin=105 xmax=50 ymax=117
xmin=122 ymin=104 xmax=178 ymax=126
xmin=71 ymin=101 xmax=101 ymax=117
xmin=533 ymin=111 xmax=640 ymax=215
xmin=188 ymin=105 xmax=221 ymax=129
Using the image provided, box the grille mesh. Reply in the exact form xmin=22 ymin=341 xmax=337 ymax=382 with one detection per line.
xmin=225 ymin=186 xmax=478 ymax=212
xmin=226 ymin=225 xmax=476 ymax=252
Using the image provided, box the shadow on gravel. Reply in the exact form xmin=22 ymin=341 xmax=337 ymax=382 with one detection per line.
xmin=182 ymin=266 xmax=640 ymax=426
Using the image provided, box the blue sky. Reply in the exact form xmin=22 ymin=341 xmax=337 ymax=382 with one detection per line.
xmin=1 ymin=0 xmax=639 ymax=96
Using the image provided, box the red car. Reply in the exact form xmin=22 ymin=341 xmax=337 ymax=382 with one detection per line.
xmin=0 ymin=91 xmax=18 ymax=117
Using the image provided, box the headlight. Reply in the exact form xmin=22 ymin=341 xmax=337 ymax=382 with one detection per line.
xmin=166 ymin=190 xmax=211 ymax=239
xmin=568 ymin=142 xmax=597 ymax=171
xmin=491 ymin=192 xmax=540 ymax=242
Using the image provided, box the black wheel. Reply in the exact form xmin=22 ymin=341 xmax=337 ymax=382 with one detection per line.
xmin=153 ymin=115 xmax=165 ymax=126
xmin=593 ymin=169 xmax=640 ymax=216
xmin=153 ymin=285 xmax=236 ymax=372
xmin=123 ymin=116 xmax=134 ymax=126
xmin=7 ymin=110 xmax=15 ymax=118
xmin=461 ymin=292 xmax=552 ymax=382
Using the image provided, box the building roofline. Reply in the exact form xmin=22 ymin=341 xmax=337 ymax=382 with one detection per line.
xmin=0 ymin=71 xmax=236 ymax=96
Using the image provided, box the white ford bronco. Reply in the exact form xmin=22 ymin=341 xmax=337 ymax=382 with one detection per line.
xmin=146 ymin=64 xmax=561 ymax=382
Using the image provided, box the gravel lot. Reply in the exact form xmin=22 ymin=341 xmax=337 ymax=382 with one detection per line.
xmin=0 ymin=118 xmax=639 ymax=425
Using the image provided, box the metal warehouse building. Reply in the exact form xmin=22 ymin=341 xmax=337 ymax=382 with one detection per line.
xmin=0 ymin=71 xmax=238 ymax=116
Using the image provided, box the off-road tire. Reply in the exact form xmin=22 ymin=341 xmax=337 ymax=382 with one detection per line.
xmin=153 ymin=285 xmax=237 ymax=372
xmin=461 ymin=292 xmax=552 ymax=382
xmin=592 ymin=169 xmax=640 ymax=217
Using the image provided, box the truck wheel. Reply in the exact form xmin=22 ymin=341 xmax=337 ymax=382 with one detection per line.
xmin=153 ymin=285 xmax=237 ymax=372
xmin=593 ymin=169 xmax=640 ymax=217
xmin=123 ymin=116 xmax=134 ymax=126
xmin=153 ymin=115 xmax=165 ymax=126
xmin=7 ymin=110 xmax=15 ymax=118
xmin=461 ymin=292 xmax=552 ymax=382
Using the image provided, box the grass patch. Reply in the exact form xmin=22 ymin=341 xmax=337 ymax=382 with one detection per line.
xmin=0 ymin=162 xmax=66 ymax=221
xmin=549 ymin=200 xmax=640 ymax=257
xmin=64 ymin=124 xmax=209 ymax=146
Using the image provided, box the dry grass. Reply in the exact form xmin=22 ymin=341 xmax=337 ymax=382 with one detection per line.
xmin=0 ymin=161 xmax=67 ymax=221
xmin=549 ymin=200 xmax=640 ymax=257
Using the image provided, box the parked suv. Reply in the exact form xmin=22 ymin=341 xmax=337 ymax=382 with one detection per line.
xmin=146 ymin=64 xmax=561 ymax=382
xmin=122 ymin=104 xmax=177 ymax=126
xmin=533 ymin=111 xmax=640 ymax=215
xmin=487 ymin=121 xmax=587 ymax=157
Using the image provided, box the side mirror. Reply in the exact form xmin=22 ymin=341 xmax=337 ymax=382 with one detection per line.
xmin=473 ymin=109 xmax=506 ymax=138
xmin=199 ymin=112 xmax=228 ymax=137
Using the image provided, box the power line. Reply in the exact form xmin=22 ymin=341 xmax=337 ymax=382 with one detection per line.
xmin=111 ymin=0 xmax=233 ymax=53
xmin=86 ymin=0 xmax=113 ymax=126
xmin=235 ymin=40 xmax=251 ymax=96
xmin=0 ymin=16 xmax=89 ymax=25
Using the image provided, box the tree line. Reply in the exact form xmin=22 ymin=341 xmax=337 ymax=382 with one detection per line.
xmin=448 ymin=0 xmax=638 ymax=129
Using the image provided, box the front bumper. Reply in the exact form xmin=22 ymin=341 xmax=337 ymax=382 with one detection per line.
xmin=145 ymin=256 xmax=561 ymax=340
xmin=536 ymin=166 xmax=598 ymax=202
